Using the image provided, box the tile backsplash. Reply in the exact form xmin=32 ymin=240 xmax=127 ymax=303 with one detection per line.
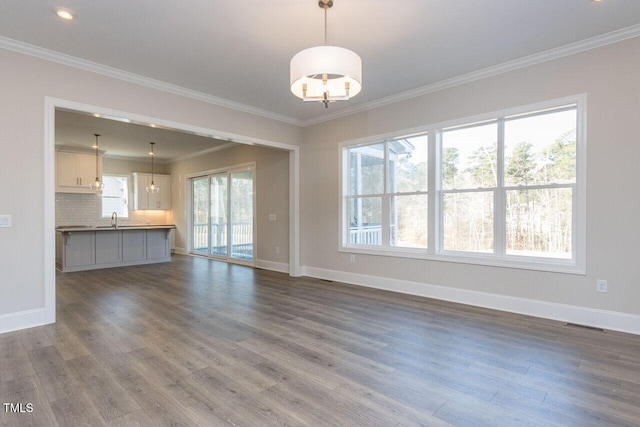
xmin=56 ymin=193 xmax=170 ymax=227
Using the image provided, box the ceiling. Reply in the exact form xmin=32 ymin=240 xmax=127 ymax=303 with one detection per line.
xmin=55 ymin=109 xmax=233 ymax=161
xmin=2 ymin=1 xmax=640 ymax=143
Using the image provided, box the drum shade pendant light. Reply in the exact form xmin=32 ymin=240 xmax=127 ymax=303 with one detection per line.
xmin=290 ymin=0 xmax=362 ymax=108
xmin=89 ymin=134 xmax=104 ymax=192
xmin=146 ymin=142 xmax=160 ymax=194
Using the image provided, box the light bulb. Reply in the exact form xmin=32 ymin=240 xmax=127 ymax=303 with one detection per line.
xmin=146 ymin=182 xmax=160 ymax=194
xmin=90 ymin=178 xmax=104 ymax=192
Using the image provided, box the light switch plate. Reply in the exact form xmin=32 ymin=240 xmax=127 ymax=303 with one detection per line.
xmin=268 ymin=214 xmax=276 ymax=221
xmin=0 ymin=215 xmax=12 ymax=228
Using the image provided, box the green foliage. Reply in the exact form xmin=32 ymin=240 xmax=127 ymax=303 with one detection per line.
xmin=541 ymin=129 xmax=576 ymax=183
xmin=442 ymin=147 xmax=459 ymax=188
xmin=506 ymin=141 xmax=535 ymax=186
xmin=466 ymin=142 xmax=497 ymax=187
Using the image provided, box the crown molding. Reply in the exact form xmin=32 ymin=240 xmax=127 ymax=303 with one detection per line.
xmin=300 ymin=23 xmax=640 ymax=127
xmin=0 ymin=36 xmax=303 ymax=127
xmin=170 ymin=142 xmax=236 ymax=164
xmin=2 ymin=24 xmax=639 ymax=129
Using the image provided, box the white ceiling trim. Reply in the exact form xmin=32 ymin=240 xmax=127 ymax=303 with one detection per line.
xmin=3 ymin=23 xmax=640 ymax=129
xmin=169 ymin=142 xmax=237 ymax=164
xmin=301 ymin=23 xmax=640 ymax=127
xmin=0 ymin=36 xmax=302 ymax=127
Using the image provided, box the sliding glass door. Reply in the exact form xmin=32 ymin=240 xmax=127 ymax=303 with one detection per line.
xmin=229 ymin=170 xmax=253 ymax=260
xmin=191 ymin=166 xmax=254 ymax=264
xmin=210 ymin=174 xmax=228 ymax=257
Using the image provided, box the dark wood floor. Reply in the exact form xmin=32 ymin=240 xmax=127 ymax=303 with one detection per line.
xmin=2 ymin=255 xmax=640 ymax=426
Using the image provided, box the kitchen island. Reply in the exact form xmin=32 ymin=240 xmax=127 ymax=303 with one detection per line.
xmin=56 ymin=225 xmax=176 ymax=272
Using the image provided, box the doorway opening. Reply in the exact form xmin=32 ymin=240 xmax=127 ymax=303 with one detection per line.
xmin=44 ymin=97 xmax=301 ymax=329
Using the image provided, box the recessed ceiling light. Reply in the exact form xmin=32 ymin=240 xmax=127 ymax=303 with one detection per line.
xmin=55 ymin=8 xmax=75 ymax=20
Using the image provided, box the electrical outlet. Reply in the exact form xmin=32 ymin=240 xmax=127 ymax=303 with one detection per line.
xmin=0 ymin=215 xmax=11 ymax=228
xmin=349 ymin=254 xmax=356 ymax=263
xmin=275 ymin=246 xmax=280 ymax=254
xmin=596 ymin=279 xmax=608 ymax=293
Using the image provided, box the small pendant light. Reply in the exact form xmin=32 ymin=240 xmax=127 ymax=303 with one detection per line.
xmin=89 ymin=134 xmax=104 ymax=192
xmin=146 ymin=142 xmax=160 ymax=194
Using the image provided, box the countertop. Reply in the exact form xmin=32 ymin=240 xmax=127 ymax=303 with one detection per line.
xmin=56 ymin=224 xmax=177 ymax=232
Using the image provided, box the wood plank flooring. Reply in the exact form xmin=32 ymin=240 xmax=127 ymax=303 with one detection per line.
xmin=2 ymin=254 xmax=640 ymax=426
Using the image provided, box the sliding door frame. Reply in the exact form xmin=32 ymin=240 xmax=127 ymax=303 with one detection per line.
xmin=186 ymin=162 xmax=257 ymax=266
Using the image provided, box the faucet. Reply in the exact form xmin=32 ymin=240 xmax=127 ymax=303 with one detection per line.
xmin=111 ymin=211 xmax=118 ymax=228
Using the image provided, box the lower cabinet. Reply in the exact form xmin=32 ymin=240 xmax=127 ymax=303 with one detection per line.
xmin=96 ymin=231 xmax=122 ymax=264
xmin=147 ymin=229 xmax=170 ymax=260
xmin=123 ymin=230 xmax=147 ymax=262
xmin=61 ymin=232 xmax=95 ymax=268
xmin=57 ymin=228 xmax=172 ymax=272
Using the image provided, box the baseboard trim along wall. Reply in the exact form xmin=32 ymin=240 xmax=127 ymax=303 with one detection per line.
xmin=175 ymin=249 xmax=290 ymax=274
xmin=0 ymin=308 xmax=49 ymax=334
xmin=302 ymin=266 xmax=640 ymax=336
xmin=255 ymin=260 xmax=290 ymax=274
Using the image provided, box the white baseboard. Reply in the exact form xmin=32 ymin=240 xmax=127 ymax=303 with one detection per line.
xmin=0 ymin=308 xmax=53 ymax=334
xmin=176 ymin=250 xmax=289 ymax=274
xmin=256 ymin=259 xmax=290 ymax=274
xmin=302 ymin=266 xmax=640 ymax=336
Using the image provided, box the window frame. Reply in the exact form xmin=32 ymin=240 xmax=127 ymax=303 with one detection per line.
xmin=100 ymin=174 xmax=130 ymax=218
xmin=339 ymin=94 xmax=586 ymax=274
xmin=343 ymin=133 xmax=430 ymax=253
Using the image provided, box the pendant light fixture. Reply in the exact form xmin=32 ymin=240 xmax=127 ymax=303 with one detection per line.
xmin=89 ymin=134 xmax=104 ymax=192
xmin=146 ymin=142 xmax=160 ymax=194
xmin=290 ymin=0 xmax=362 ymax=108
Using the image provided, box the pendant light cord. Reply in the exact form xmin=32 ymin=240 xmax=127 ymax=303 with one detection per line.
xmin=94 ymin=134 xmax=100 ymax=179
xmin=324 ymin=7 xmax=328 ymax=45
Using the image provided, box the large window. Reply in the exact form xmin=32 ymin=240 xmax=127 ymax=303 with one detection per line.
xmin=101 ymin=175 xmax=129 ymax=218
xmin=341 ymin=96 xmax=585 ymax=273
xmin=346 ymin=134 xmax=428 ymax=249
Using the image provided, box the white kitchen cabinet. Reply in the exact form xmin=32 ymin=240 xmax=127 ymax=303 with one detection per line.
xmin=56 ymin=148 xmax=102 ymax=193
xmin=132 ymin=173 xmax=171 ymax=210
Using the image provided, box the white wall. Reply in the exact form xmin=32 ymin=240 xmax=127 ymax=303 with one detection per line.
xmin=300 ymin=37 xmax=640 ymax=332
xmin=0 ymin=48 xmax=300 ymax=329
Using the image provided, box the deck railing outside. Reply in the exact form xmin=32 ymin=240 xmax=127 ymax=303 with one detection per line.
xmin=349 ymin=225 xmax=382 ymax=245
xmin=193 ymin=222 xmax=253 ymax=259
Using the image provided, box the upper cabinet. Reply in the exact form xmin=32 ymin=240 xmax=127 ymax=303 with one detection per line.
xmin=132 ymin=173 xmax=171 ymax=210
xmin=56 ymin=147 xmax=102 ymax=193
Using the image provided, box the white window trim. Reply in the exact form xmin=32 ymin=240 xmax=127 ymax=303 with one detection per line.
xmin=339 ymin=94 xmax=586 ymax=275
xmin=100 ymin=174 xmax=129 ymax=218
